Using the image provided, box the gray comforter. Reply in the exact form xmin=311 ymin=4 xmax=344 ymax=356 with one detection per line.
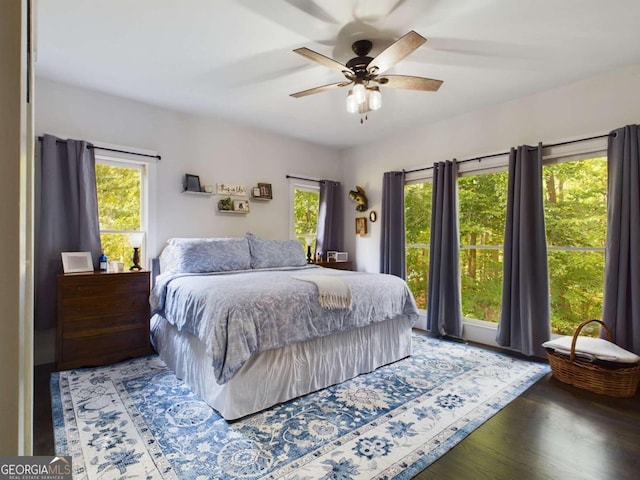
xmin=150 ymin=266 xmax=418 ymax=383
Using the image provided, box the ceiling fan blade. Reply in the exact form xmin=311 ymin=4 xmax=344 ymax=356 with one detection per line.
xmin=284 ymin=0 xmax=340 ymax=24
xmin=290 ymin=81 xmax=350 ymax=98
xmin=293 ymin=47 xmax=349 ymax=73
xmin=375 ymin=75 xmax=443 ymax=91
xmin=368 ymin=30 xmax=427 ymax=75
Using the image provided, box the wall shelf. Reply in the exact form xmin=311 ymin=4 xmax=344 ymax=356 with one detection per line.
xmin=182 ymin=190 xmax=213 ymax=197
xmin=217 ymin=208 xmax=248 ymax=214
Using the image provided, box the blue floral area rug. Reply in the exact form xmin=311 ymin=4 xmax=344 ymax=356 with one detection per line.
xmin=51 ymin=334 xmax=549 ymax=479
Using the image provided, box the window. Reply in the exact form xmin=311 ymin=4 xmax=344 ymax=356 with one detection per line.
xmin=404 ymin=182 xmax=432 ymax=309
xmin=543 ymin=156 xmax=607 ymax=337
xmin=404 ymin=153 xmax=606 ymax=340
xmin=291 ymin=183 xmax=319 ymax=255
xmin=458 ymin=171 xmax=508 ymax=323
xmin=96 ymin=158 xmax=147 ymax=267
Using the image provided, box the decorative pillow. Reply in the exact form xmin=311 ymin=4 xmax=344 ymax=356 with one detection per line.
xmin=168 ymin=237 xmax=251 ymax=273
xmin=246 ymin=233 xmax=307 ymax=269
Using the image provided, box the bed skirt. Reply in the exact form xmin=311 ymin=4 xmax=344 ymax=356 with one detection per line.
xmin=150 ymin=314 xmax=414 ymax=420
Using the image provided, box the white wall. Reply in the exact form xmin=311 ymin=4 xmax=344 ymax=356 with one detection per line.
xmin=36 ymin=78 xmax=342 ymax=256
xmin=34 ymin=78 xmax=342 ymax=364
xmin=341 ymin=64 xmax=640 ymax=273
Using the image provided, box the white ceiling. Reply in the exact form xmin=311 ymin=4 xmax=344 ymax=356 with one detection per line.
xmin=35 ymin=0 xmax=640 ymax=150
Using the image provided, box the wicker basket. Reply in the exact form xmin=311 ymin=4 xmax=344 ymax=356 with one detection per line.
xmin=546 ymin=319 xmax=640 ymax=397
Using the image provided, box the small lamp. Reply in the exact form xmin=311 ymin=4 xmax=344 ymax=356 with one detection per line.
xmin=303 ymin=235 xmax=315 ymax=263
xmin=128 ymin=232 xmax=145 ymax=271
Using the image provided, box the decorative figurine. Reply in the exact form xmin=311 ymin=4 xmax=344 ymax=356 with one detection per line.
xmin=349 ymin=186 xmax=368 ymax=212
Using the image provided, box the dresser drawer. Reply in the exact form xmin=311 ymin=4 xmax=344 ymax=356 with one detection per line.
xmin=60 ymin=294 xmax=149 ymax=321
xmin=58 ymin=328 xmax=151 ymax=370
xmin=61 ymin=311 xmax=149 ymax=339
xmin=60 ymin=273 xmax=149 ymax=298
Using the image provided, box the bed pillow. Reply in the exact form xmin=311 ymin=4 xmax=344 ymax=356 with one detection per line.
xmin=169 ymin=237 xmax=251 ymax=273
xmin=166 ymin=237 xmax=228 ymax=245
xmin=246 ymin=233 xmax=307 ymax=269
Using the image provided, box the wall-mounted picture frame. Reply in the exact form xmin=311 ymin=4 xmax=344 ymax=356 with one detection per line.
xmin=355 ymin=217 xmax=367 ymax=236
xmin=258 ymin=182 xmax=272 ymax=199
xmin=185 ymin=174 xmax=201 ymax=192
xmin=369 ymin=211 xmax=377 ymax=222
xmin=252 ymin=187 xmax=261 ymax=198
xmin=217 ymin=183 xmax=247 ymax=196
xmin=233 ymin=199 xmax=250 ymax=212
xmin=61 ymin=252 xmax=94 ymax=273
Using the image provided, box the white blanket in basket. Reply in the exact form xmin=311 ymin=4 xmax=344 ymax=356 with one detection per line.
xmin=543 ymin=336 xmax=640 ymax=364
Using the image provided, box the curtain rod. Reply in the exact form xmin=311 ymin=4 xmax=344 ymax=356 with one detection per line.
xmin=286 ymin=175 xmax=320 ymax=183
xmin=403 ymin=133 xmax=611 ymax=174
xmin=37 ymin=136 xmax=161 ymax=160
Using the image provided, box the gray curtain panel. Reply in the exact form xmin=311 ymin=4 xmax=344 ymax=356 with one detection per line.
xmin=380 ymin=171 xmax=406 ymax=277
xmin=426 ymin=161 xmax=463 ymax=337
xmin=315 ymin=180 xmax=342 ymax=259
xmin=497 ymin=143 xmax=550 ymax=357
xmin=602 ymin=125 xmax=640 ymax=354
xmin=35 ymin=134 xmax=102 ymax=330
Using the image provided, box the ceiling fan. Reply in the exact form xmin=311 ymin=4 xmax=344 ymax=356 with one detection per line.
xmin=290 ymin=30 xmax=443 ymax=120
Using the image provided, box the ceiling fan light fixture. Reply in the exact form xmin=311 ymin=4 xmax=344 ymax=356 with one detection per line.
xmin=290 ymin=31 xmax=443 ymax=122
xmin=353 ymin=82 xmax=366 ymax=104
xmin=346 ymin=90 xmax=358 ymax=114
xmin=368 ymin=87 xmax=382 ymax=111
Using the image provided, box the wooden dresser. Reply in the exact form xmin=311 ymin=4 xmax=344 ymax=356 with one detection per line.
xmin=315 ymin=261 xmax=353 ymax=271
xmin=56 ymin=270 xmax=152 ymax=370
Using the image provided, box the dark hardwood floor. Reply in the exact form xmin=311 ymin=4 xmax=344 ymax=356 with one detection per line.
xmin=34 ymin=362 xmax=56 ymax=457
xmin=34 ymin=351 xmax=640 ymax=479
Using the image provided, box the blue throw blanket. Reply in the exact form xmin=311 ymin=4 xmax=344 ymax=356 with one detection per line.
xmin=150 ymin=266 xmax=418 ymax=383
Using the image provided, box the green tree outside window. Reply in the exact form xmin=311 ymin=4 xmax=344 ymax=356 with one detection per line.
xmin=96 ymin=162 xmax=143 ymax=265
xmin=404 ymin=156 xmax=606 ymax=337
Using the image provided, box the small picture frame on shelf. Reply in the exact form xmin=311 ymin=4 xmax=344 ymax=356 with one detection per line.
xmin=233 ymin=199 xmax=250 ymax=212
xmin=185 ymin=174 xmax=201 ymax=192
xmin=252 ymin=187 xmax=261 ymax=198
xmin=61 ymin=252 xmax=94 ymax=273
xmin=258 ymin=183 xmax=272 ymax=199
xmin=355 ymin=217 xmax=367 ymax=235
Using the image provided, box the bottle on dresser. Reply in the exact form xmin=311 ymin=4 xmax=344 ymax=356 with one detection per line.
xmin=99 ymin=252 xmax=108 ymax=272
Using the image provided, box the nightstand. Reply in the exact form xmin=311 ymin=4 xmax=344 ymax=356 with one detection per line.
xmin=315 ymin=261 xmax=353 ymax=271
xmin=56 ymin=270 xmax=152 ymax=370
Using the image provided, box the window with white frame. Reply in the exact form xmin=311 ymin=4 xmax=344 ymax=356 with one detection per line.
xmin=290 ymin=181 xmax=320 ymax=255
xmin=543 ymin=155 xmax=607 ymax=337
xmin=95 ymin=157 xmax=148 ymax=268
xmin=458 ymin=169 xmax=509 ymax=323
xmin=404 ymin=149 xmax=607 ymax=339
xmin=404 ymin=181 xmax=432 ymax=310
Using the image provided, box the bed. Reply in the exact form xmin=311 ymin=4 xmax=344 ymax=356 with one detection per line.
xmin=150 ymin=234 xmax=419 ymax=420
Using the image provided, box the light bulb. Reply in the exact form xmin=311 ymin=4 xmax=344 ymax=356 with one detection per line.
xmin=353 ymin=83 xmax=366 ymax=104
xmin=369 ymin=87 xmax=382 ymax=111
xmin=346 ymin=90 xmax=358 ymax=114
